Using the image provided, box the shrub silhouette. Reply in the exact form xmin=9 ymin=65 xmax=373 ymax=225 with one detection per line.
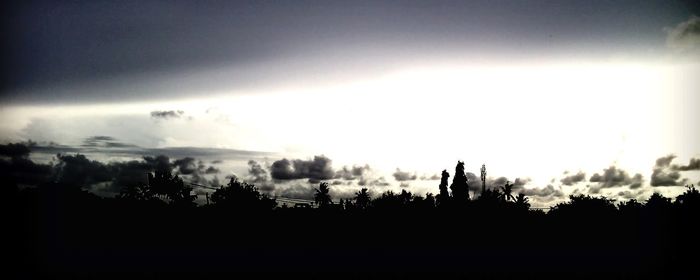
xmin=210 ymin=177 xmax=276 ymax=211
xmin=7 ymin=152 xmax=700 ymax=277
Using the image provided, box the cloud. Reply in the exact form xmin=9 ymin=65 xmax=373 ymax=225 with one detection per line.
xmin=518 ymin=185 xmax=565 ymax=198
xmin=270 ymin=155 xmax=335 ymax=183
xmin=275 ymin=184 xmax=316 ymax=200
xmin=55 ymin=154 xmax=113 ymax=187
xmin=335 ymin=165 xmax=371 ymax=180
xmin=651 ymin=155 xmax=688 ymax=187
xmin=617 ymin=189 xmax=647 ymax=201
xmin=665 ymin=15 xmax=700 ymax=53
xmin=143 ymin=155 xmax=173 ymax=174
xmin=673 ymin=158 xmax=700 ymax=171
xmin=465 ymin=172 xmax=530 ymax=193
xmin=589 ymin=166 xmax=643 ymax=189
xmin=358 ymin=176 xmax=391 ymax=187
xmin=246 ymin=160 xmax=275 ymax=192
xmin=81 ymin=136 xmax=136 ymax=148
xmin=150 ymin=110 xmax=184 ymax=119
xmin=205 ymin=166 xmax=220 ymax=174
xmin=560 ymin=171 xmax=586 ymax=186
xmin=392 ymin=168 xmax=417 ymax=181
xmin=173 ymin=157 xmax=198 ymax=175
xmin=420 ymin=174 xmax=441 ymax=180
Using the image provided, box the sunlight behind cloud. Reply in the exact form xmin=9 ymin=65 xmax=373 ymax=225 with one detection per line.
xmin=1 ymin=59 xmax=697 ymax=194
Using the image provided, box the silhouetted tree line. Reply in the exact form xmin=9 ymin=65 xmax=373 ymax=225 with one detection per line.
xmin=3 ymin=143 xmax=699 ymax=277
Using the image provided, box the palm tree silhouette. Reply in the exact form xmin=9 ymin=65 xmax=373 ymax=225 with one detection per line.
xmin=514 ymin=193 xmax=529 ymax=209
xmin=500 ymin=181 xmax=515 ymax=202
xmin=314 ymin=182 xmax=332 ymax=208
xmin=354 ymin=188 xmax=371 ymax=210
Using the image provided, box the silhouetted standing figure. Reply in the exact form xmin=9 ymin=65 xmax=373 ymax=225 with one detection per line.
xmin=450 ymin=161 xmax=470 ymax=202
xmin=438 ymin=169 xmax=450 ymax=206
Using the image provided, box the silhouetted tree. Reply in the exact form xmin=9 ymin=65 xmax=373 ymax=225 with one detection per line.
xmin=423 ymin=193 xmax=436 ymax=209
xmin=437 ymin=169 xmax=450 ymax=206
xmin=618 ymin=199 xmax=643 ymax=214
xmin=210 ymin=177 xmax=276 ymax=211
xmin=514 ymin=193 xmax=530 ymax=210
xmin=449 ymin=161 xmax=470 ymax=202
xmin=314 ymin=182 xmax=332 ymax=208
xmin=500 ymin=181 xmax=515 ymax=202
xmin=646 ymin=192 xmax=672 ymax=211
xmin=354 ymin=188 xmax=371 ymax=210
xmin=117 ymin=183 xmax=155 ymax=201
xmin=147 ymin=170 xmax=196 ymax=206
xmin=550 ymin=194 xmax=616 ymax=217
xmin=675 ymin=184 xmax=700 ymax=208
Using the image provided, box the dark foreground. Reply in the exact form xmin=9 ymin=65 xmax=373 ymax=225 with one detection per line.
xmin=8 ymin=186 xmax=699 ymax=279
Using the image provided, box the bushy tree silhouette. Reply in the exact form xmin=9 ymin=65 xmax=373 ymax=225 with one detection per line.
xmin=449 ymin=161 xmax=470 ymax=202
xmin=147 ymin=171 xmax=196 ymax=206
xmin=646 ymin=192 xmax=672 ymax=211
xmin=514 ymin=193 xmax=530 ymax=210
xmin=437 ymin=169 xmax=450 ymax=206
xmin=675 ymin=184 xmax=700 ymax=209
xmin=210 ymin=177 xmax=276 ymax=211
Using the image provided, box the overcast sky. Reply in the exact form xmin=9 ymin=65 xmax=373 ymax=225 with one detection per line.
xmin=1 ymin=0 xmax=700 ymax=206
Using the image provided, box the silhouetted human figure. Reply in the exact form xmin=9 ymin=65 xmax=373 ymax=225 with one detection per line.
xmin=450 ymin=161 xmax=470 ymax=202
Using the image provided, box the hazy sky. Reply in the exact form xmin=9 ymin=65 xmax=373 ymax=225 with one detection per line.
xmin=2 ymin=1 xmax=700 ymax=206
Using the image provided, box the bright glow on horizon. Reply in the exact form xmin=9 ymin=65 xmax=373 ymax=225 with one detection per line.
xmin=2 ymin=60 xmax=699 ymax=201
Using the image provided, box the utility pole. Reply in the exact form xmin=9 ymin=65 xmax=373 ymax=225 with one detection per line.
xmin=481 ymin=164 xmax=487 ymax=196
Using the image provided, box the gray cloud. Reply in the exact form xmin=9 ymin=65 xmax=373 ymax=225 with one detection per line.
xmin=392 ymin=168 xmax=417 ymax=181
xmin=420 ymin=174 xmax=441 ymax=180
xmin=246 ymin=160 xmax=275 ymax=192
xmin=589 ymin=166 xmax=643 ymax=189
xmin=150 ymin=110 xmax=184 ymax=119
xmin=666 ymin=15 xmax=700 ymax=53
xmin=651 ymin=155 xmax=688 ymax=187
xmin=173 ymin=157 xmax=197 ymax=175
xmin=359 ymin=177 xmax=391 ymax=187
xmin=560 ymin=171 xmax=586 ymax=186
xmin=673 ymin=158 xmax=700 ymax=171
xmin=518 ymin=185 xmax=565 ymax=198
xmin=617 ymin=189 xmax=647 ymax=201
xmin=28 ymin=140 xmax=271 ymax=162
xmin=205 ymin=166 xmax=220 ymax=174
xmin=81 ymin=136 xmax=138 ymax=148
xmin=270 ymin=155 xmax=334 ymax=183
xmin=465 ymin=172 xmax=530 ymax=193
xmin=335 ymin=165 xmax=371 ymax=180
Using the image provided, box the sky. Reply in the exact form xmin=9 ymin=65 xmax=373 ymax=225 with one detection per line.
xmin=2 ymin=0 xmax=700 ymax=207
